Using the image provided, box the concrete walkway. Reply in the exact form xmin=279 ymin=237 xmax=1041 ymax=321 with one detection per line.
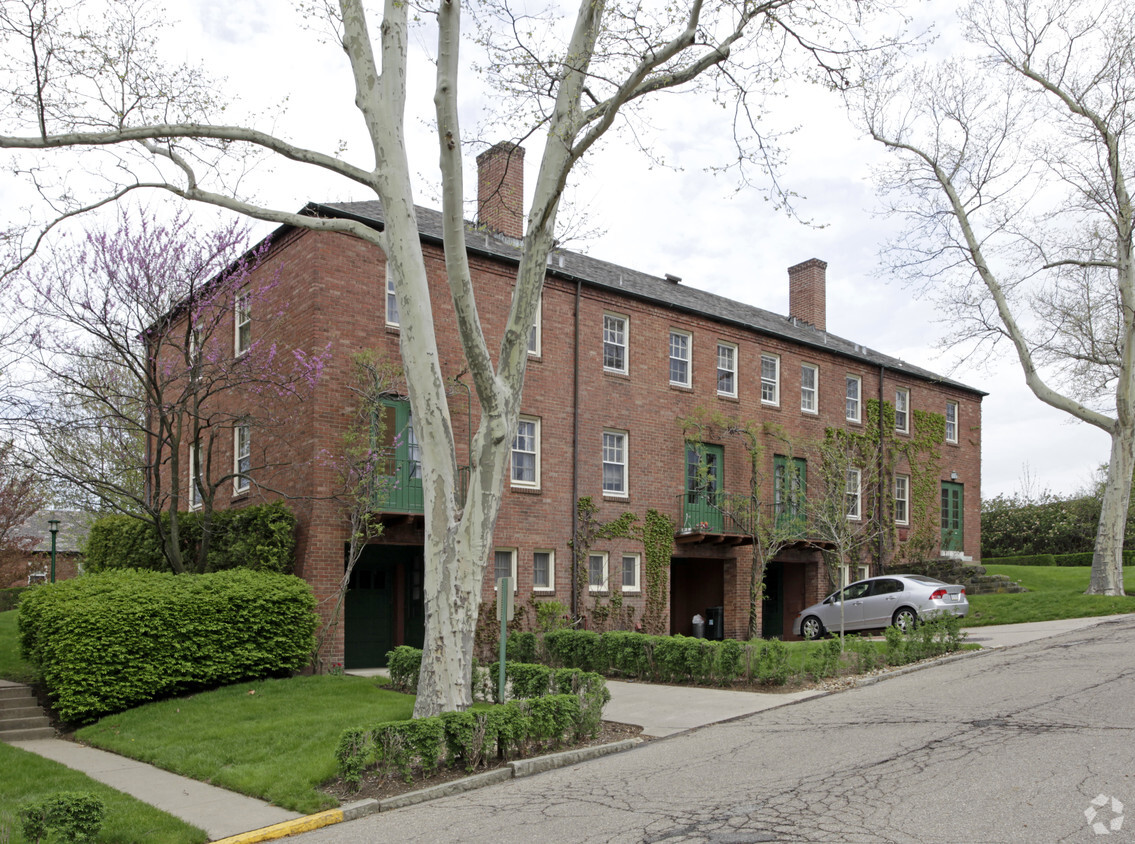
xmin=4 ymin=614 xmax=1129 ymax=842
xmin=7 ymin=738 xmax=301 ymax=841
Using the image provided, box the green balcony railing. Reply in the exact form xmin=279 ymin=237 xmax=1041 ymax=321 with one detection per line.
xmin=677 ymin=493 xmax=814 ymax=542
xmin=370 ymin=458 xmax=469 ymax=514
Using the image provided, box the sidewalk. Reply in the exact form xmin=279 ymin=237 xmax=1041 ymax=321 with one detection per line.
xmin=5 ymin=614 xmax=1129 ymax=842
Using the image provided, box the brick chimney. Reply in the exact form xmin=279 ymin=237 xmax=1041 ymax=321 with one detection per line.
xmin=476 ymin=142 xmax=525 ymax=239
xmin=788 ymin=258 xmax=827 ymax=330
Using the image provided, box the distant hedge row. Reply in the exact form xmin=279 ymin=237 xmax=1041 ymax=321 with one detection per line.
xmin=982 ymin=551 xmax=1135 ymax=567
xmin=0 ymin=587 xmax=27 ymax=612
xmin=84 ymin=501 xmax=296 ymax=574
xmin=18 ymin=569 xmax=317 ymax=722
xmin=980 ymin=493 xmax=1135 ymax=558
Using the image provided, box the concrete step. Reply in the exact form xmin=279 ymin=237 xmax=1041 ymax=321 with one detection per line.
xmin=0 ymin=683 xmax=54 ymax=743
xmin=1 ymin=713 xmax=50 ymax=730
xmin=0 ymin=726 xmax=56 ymax=742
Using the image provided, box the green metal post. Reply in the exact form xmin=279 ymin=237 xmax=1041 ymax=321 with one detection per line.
xmin=48 ymin=518 xmax=60 ymax=583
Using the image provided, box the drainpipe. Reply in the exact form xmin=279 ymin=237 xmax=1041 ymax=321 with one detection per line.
xmin=571 ymin=278 xmax=582 ymax=618
xmin=878 ymin=364 xmax=886 ymax=572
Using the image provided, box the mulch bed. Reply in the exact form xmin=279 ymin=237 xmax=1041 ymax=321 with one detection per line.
xmin=321 ymin=719 xmax=644 ymax=803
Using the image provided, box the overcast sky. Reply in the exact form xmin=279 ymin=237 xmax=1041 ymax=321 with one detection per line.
xmin=2 ymin=0 xmax=1114 ymax=500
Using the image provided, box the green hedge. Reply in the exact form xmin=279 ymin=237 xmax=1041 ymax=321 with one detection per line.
xmin=338 ymin=659 xmax=610 ymax=786
xmin=18 ymin=569 xmax=317 ymax=722
xmin=982 ymin=551 xmax=1135 ymax=567
xmin=84 ymin=502 xmax=296 ymax=574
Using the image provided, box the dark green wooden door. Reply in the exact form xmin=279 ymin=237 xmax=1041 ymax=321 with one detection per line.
xmin=376 ymin=400 xmax=423 ymax=512
xmin=344 ymin=556 xmax=394 ymax=668
xmin=685 ymin=444 xmax=724 ymax=532
xmin=774 ymin=456 xmax=807 ymax=533
xmin=941 ymin=482 xmax=964 ymax=552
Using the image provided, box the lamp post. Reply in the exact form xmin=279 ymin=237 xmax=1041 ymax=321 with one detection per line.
xmin=48 ymin=518 xmax=60 ymax=583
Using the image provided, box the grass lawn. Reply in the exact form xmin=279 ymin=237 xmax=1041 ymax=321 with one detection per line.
xmin=75 ymin=674 xmax=415 ymax=815
xmin=0 ymin=742 xmax=206 ymax=843
xmin=0 ymin=611 xmax=37 ymax=684
xmin=964 ymin=565 xmax=1135 ymax=627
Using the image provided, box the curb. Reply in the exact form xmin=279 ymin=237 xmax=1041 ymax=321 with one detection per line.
xmin=211 ymin=737 xmax=642 ymax=842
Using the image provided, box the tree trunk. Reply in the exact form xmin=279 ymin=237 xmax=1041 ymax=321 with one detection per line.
xmin=1090 ymin=426 xmax=1132 ymax=596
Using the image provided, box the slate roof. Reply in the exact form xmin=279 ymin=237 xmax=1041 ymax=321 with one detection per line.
xmin=15 ymin=510 xmax=92 ymax=555
xmin=305 ymin=200 xmax=984 ymax=397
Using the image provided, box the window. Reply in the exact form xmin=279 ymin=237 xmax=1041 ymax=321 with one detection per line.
xmin=234 ymin=290 xmax=251 ymax=356
xmin=588 ymin=552 xmax=608 ymax=592
xmin=622 ymin=553 xmax=641 ymax=592
xmin=511 ymin=417 xmax=540 ymax=488
xmin=385 ymin=268 xmax=399 ymax=327
xmin=895 ymin=388 xmax=910 ymax=434
xmin=717 ymin=342 xmax=737 ymax=397
xmin=602 ymin=430 xmax=627 ymax=497
xmin=234 ymin=424 xmax=251 ymax=494
xmin=801 ymin=364 xmax=818 ymax=414
xmin=838 ymin=564 xmax=870 ymax=588
xmin=669 ymin=330 xmax=691 ymax=387
xmin=603 ymin=313 xmax=627 ymax=373
xmin=406 ymin=410 xmax=421 ymax=479
xmin=533 ymin=550 xmax=554 ymax=591
xmin=761 ymin=353 xmax=780 ymax=405
xmin=189 ymin=443 xmax=204 ymax=509
xmin=528 ymin=295 xmax=542 ymax=356
xmin=846 ymin=375 xmax=862 ymax=423
xmin=895 ymin=474 xmax=910 ymax=525
xmin=493 ymin=549 xmax=517 ymax=590
xmin=946 ymin=401 xmax=959 ymax=443
xmin=846 ymin=467 xmax=861 ymax=520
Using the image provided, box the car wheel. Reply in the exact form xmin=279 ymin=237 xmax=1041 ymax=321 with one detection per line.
xmin=800 ymin=616 xmax=824 ymax=640
xmin=892 ymin=607 xmax=917 ymax=633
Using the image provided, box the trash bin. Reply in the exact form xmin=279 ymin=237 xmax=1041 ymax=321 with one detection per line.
xmin=691 ymin=613 xmax=706 ymax=639
xmin=705 ymin=606 xmax=724 ymax=641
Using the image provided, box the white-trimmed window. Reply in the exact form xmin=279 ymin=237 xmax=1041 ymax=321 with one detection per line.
xmin=603 ymin=313 xmax=627 ymax=373
xmin=717 ymin=342 xmax=737 ymax=397
xmin=846 ymin=467 xmax=861 ymax=520
xmin=669 ymin=330 xmax=691 ymax=387
xmin=895 ymin=388 xmax=910 ymax=434
xmin=234 ymin=290 xmax=251 ymax=356
xmin=838 ymin=564 xmax=870 ymax=588
xmin=761 ymin=353 xmax=780 ymax=405
xmin=588 ymin=552 xmax=608 ymax=592
xmin=234 ymin=424 xmax=251 ymax=494
xmin=533 ymin=550 xmax=555 ymax=591
xmin=494 ymin=549 xmax=517 ymax=590
xmin=895 ymin=474 xmax=910 ymax=525
xmin=946 ymin=401 xmax=959 ymax=444
xmin=801 ymin=363 xmax=818 ymax=414
xmin=528 ymin=295 xmax=542 ymax=356
xmin=622 ymin=553 xmax=641 ymax=593
xmin=602 ymin=430 xmax=628 ymax=497
xmin=846 ymin=375 xmax=862 ymax=423
xmin=385 ymin=269 xmax=399 ymax=327
xmin=511 ymin=416 xmax=540 ymax=488
xmin=189 ymin=442 xmax=204 ymax=510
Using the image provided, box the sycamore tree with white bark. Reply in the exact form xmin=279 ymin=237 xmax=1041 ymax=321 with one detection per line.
xmin=856 ymin=0 xmax=1133 ymax=596
xmin=0 ymin=0 xmax=891 ymax=715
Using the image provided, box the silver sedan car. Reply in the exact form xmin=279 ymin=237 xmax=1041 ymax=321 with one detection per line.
xmin=792 ymin=574 xmax=969 ymax=639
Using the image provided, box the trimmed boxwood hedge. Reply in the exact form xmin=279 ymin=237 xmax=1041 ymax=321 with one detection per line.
xmin=18 ymin=569 xmax=317 ymax=723
xmin=84 ymin=501 xmax=297 ymax=574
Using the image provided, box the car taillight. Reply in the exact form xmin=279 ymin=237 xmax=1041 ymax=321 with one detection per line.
xmin=929 ymin=588 xmax=947 ymax=600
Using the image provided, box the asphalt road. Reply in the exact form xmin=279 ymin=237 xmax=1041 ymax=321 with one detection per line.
xmin=296 ymin=616 xmax=1135 ymax=843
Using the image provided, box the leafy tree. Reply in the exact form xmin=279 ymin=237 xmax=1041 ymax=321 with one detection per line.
xmin=857 ymin=0 xmax=1134 ymax=595
xmin=0 ymin=0 xmax=893 ymax=715
xmin=9 ymin=208 xmax=325 ymax=573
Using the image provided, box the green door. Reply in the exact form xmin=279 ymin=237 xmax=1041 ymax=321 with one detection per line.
xmin=762 ymin=561 xmax=784 ymax=639
xmin=685 ymin=443 xmax=724 ymax=532
xmin=344 ymin=555 xmax=395 ymax=668
xmin=941 ymin=481 xmax=964 ymax=552
xmin=376 ymin=400 xmax=423 ymax=512
xmin=774 ymin=456 xmax=807 ymax=533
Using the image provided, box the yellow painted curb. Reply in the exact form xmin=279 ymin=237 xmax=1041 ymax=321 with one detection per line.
xmin=210 ymin=809 xmax=345 ymax=844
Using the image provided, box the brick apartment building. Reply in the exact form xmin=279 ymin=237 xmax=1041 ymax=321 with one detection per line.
xmin=177 ymin=144 xmax=984 ymax=668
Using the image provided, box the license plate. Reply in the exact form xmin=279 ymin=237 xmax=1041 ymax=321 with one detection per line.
xmin=950 ymin=594 xmax=960 ymax=602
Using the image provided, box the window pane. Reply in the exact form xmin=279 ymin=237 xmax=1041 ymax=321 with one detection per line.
xmin=603 ymin=315 xmax=626 ymax=371
xmin=534 ymin=552 xmax=551 ymax=588
xmin=801 ymin=365 xmax=816 ymax=412
xmin=717 ymin=344 xmax=735 ymax=395
xmin=622 ymin=555 xmax=638 ymax=589
xmin=761 ymin=355 xmax=778 ymax=403
xmin=669 ymin=331 xmax=689 ymax=385
xmin=602 ymin=432 xmax=626 ymax=493
xmin=386 ymin=274 xmax=399 ymax=325
xmin=494 ymin=550 xmax=513 ymax=583
xmin=846 ymin=376 xmax=860 ymax=420
xmin=588 ymin=554 xmax=606 ymax=588
xmin=512 ymin=419 xmax=537 ymax=484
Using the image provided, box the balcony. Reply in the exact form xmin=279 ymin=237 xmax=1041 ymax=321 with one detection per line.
xmin=370 ymin=458 xmax=469 ymax=519
xmin=675 ymin=493 xmax=814 ymax=547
